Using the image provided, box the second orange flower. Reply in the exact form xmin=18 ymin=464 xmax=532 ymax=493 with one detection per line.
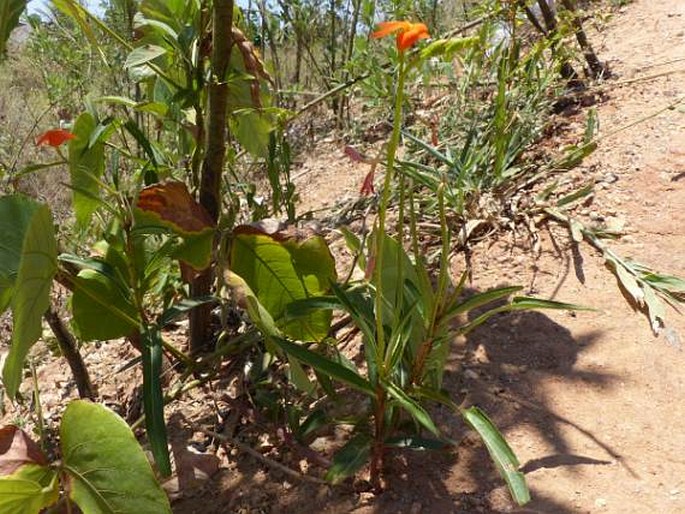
xmin=371 ymin=21 xmax=430 ymax=52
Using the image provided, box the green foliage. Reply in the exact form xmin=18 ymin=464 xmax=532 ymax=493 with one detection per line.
xmin=68 ymin=113 xmax=106 ymax=228
xmin=0 ymin=401 xmax=170 ymax=513
xmin=230 ymin=226 xmax=337 ymax=342
xmin=0 ymin=464 xmax=58 ymax=514
xmin=0 ymin=0 xmax=26 ymax=59
xmin=0 ymin=196 xmax=57 ymax=399
xmin=60 ymin=400 xmax=172 ymax=512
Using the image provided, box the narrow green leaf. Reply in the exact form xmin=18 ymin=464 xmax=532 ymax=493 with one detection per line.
xmin=442 ymin=286 xmax=522 ymax=322
xmin=61 ymin=400 xmax=172 ymax=513
xmin=142 ymin=330 xmax=171 ymax=477
xmin=324 ymin=434 xmax=372 ymax=485
xmin=158 ymin=296 xmax=216 ymax=328
xmin=271 ymin=338 xmax=375 ymax=397
xmin=463 ymin=406 xmax=530 ymax=506
xmin=384 ymin=436 xmax=448 ymax=451
xmin=382 ymin=379 xmax=439 ymax=435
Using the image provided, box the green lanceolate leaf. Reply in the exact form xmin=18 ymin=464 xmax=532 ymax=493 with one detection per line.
xmin=0 ymin=0 xmax=26 ymax=59
xmin=71 ymin=268 xmax=139 ymax=341
xmin=142 ymin=330 xmax=171 ymax=477
xmin=462 ymin=406 xmax=530 ymax=506
xmin=324 ymin=433 xmax=372 ymax=485
xmin=0 ymin=196 xmax=57 ymax=398
xmin=158 ymin=296 xmax=216 ymax=328
xmin=0 ymin=464 xmax=59 ymax=514
xmin=61 ymin=400 xmax=172 ymax=513
xmin=382 ymin=379 xmax=439 ymax=436
xmin=271 ymin=337 xmax=375 ymax=397
xmin=68 ymin=112 xmax=105 ymax=228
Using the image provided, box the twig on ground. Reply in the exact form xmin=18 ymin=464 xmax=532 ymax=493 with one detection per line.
xmin=197 ymin=427 xmax=330 ymax=485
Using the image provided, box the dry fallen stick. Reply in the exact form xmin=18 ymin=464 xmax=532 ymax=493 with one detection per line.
xmin=197 ymin=427 xmax=330 ymax=485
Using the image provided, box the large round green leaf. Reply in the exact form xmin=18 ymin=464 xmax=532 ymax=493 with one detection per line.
xmin=230 ymin=226 xmax=337 ymax=342
xmin=61 ymin=400 xmax=172 ymax=514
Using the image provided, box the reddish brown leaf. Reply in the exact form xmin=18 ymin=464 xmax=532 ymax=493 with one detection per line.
xmin=0 ymin=426 xmax=48 ymax=476
xmin=136 ymin=181 xmax=215 ymax=234
xmin=344 ymin=145 xmax=366 ymax=163
xmin=360 ymin=169 xmax=376 ymax=196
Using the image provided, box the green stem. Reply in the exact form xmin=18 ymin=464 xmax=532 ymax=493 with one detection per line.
xmin=374 ymin=52 xmax=406 ymax=368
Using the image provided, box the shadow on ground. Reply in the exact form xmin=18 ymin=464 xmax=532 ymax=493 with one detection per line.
xmin=171 ymin=292 xmax=623 ymax=513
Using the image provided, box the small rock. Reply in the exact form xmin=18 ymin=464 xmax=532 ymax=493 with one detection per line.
xmin=410 ymin=502 xmax=422 ymax=514
xmin=595 ymin=498 xmax=607 ymax=508
xmin=464 ymin=369 xmax=479 ymax=380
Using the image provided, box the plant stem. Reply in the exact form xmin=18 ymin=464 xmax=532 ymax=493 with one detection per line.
xmin=30 ymin=361 xmax=45 ymax=452
xmin=44 ymin=306 xmax=95 ymax=399
xmin=374 ymin=52 xmax=406 ymax=365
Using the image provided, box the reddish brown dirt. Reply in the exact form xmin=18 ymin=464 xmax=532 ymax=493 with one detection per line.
xmin=2 ymin=1 xmax=685 ymax=513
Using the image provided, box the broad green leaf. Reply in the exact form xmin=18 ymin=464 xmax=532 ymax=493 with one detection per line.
xmin=0 ymin=197 xmax=57 ymax=398
xmin=382 ymin=379 xmax=439 ymax=436
xmin=71 ymin=268 xmax=139 ymax=341
xmin=463 ymin=407 xmax=530 ymax=506
xmin=0 ymin=463 xmax=59 ymax=514
xmin=230 ymin=110 xmax=274 ymax=158
xmin=142 ymin=330 xmax=171 ymax=477
xmin=61 ymin=400 xmax=172 ymax=513
xmin=271 ymin=337 xmax=375 ymax=397
xmin=68 ymin=113 xmax=105 ymax=228
xmin=124 ymin=44 xmax=167 ymax=69
xmin=170 ymin=229 xmax=214 ymax=270
xmin=0 ymin=0 xmax=26 ymax=59
xmin=324 ymin=434 xmax=372 ymax=485
xmin=230 ymin=226 xmax=336 ymax=342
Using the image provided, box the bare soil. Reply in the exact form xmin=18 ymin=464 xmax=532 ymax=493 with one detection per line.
xmin=3 ymin=1 xmax=685 ymax=512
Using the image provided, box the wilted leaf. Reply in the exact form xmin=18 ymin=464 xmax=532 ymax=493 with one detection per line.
xmin=136 ymin=181 xmax=214 ymax=235
xmin=0 ymin=427 xmax=47 ymax=476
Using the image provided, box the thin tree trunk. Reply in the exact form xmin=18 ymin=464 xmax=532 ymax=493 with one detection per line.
xmin=537 ymin=0 xmax=580 ymax=82
xmin=337 ymin=0 xmax=361 ymax=124
xmin=189 ymin=0 xmax=234 ymax=354
xmin=257 ymin=0 xmax=283 ymax=104
xmin=44 ymin=307 xmax=95 ymax=399
xmin=559 ymin=0 xmax=607 ymax=79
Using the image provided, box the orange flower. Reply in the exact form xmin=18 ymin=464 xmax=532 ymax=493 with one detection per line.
xmin=372 ymin=21 xmax=430 ymax=52
xmin=36 ymin=129 xmax=76 ymax=147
